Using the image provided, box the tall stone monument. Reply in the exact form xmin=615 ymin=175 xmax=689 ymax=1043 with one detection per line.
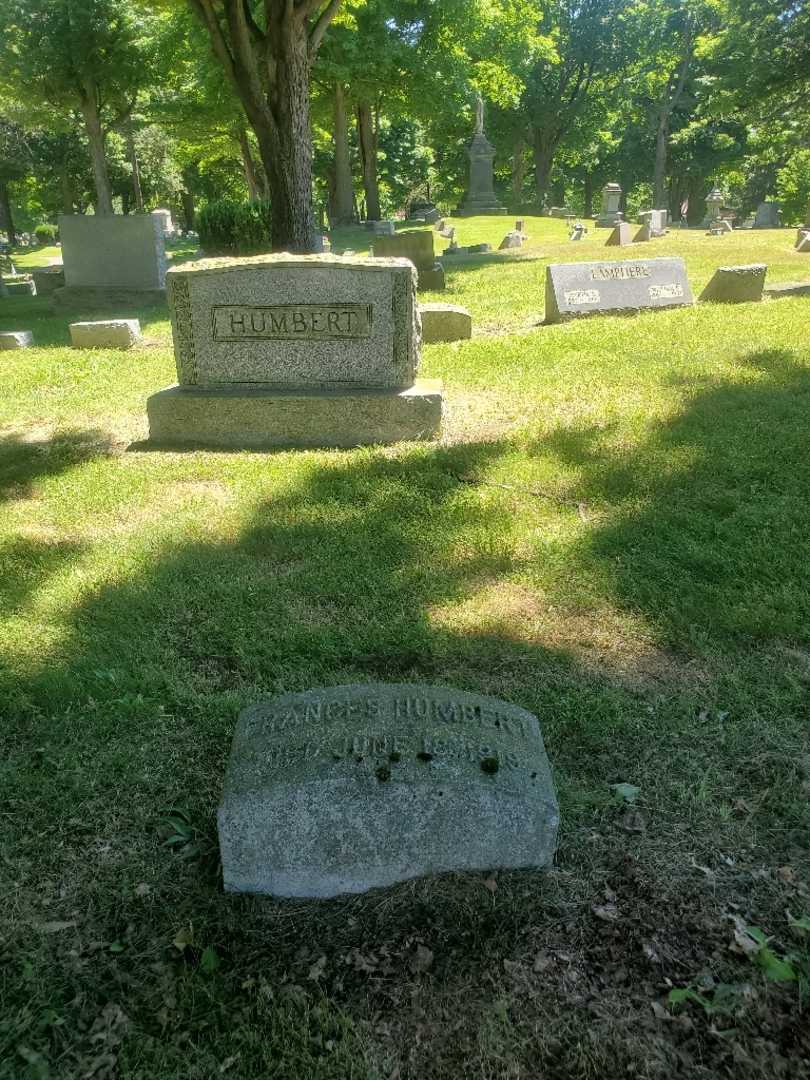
xmin=701 ymin=187 xmax=725 ymax=228
xmin=147 ymin=253 xmax=442 ymax=449
xmin=218 ymin=683 xmax=559 ymax=898
xmin=595 ymin=183 xmax=623 ymax=228
xmin=457 ymin=95 xmax=506 ymax=216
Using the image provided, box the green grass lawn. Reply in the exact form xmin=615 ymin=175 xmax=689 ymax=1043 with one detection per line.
xmin=2 ymin=218 xmax=810 ymax=1078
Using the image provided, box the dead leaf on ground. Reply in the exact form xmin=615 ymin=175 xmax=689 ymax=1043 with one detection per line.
xmin=592 ymin=903 xmax=619 ymax=922
xmin=410 ymin=944 xmax=434 ymax=973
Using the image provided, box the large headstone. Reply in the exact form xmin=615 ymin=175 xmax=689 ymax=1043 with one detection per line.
xmin=753 ymin=202 xmax=780 ymax=228
xmin=595 ymin=183 xmax=622 ymax=228
xmin=699 ymin=264 xmax=766 ymax=304
xmin=457 ymin=95 xmax=506 ymax=216
xmin=701 ymin=187 xmax=725 ymax=228
xmin=545 ymin=257 xmax=693 ymax=323
xmin=147 ymin=253 xmax=442 ymax=449
xmin=54 ymin=214 xmax=166 ymax=309
xmin=218 ymin=683 xmax=559 ymax=898
xmin=638 ymin=209 xmax=667 ymax=237
xmin=371 ymin=229 xmax=446 ymax=290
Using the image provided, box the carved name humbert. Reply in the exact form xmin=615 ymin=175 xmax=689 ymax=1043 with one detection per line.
xmin=591 ymin=264 xmax=652 ymax=281
xmin=212 ymin=303 xmax=372 ymax=341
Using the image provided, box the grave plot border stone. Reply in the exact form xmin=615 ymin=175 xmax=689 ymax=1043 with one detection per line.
xmin=218 ymin=683 xmax=559 ymax=898
xmin=545 ymin=257 xmax=693 ymax=323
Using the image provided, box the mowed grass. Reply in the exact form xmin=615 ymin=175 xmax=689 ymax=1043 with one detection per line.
xmin=1 ymin=218 xmax=810 ymax=1079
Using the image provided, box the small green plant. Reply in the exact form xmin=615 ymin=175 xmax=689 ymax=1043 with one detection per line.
xmin=34 ymin=223 xmax=58 ymax=245
xmin=197 ymin=198 xmax=272 ymax=255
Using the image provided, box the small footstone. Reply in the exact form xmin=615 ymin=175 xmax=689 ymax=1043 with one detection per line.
xmin=69 ymin=319 xmax=141 ymax=349
xmin=420 ymin=303 xmax=472 ymax=343
xmin=699 ymin=264 xmax=767 ymax=303
xmin=0 ymin=330 xmax=33 ymax=350
xmin=796 ymin=233 xmax=810 ymax=253
xmin=218 ymin=683 xmax=559 ymax=898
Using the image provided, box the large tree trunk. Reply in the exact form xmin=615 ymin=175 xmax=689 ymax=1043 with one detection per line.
xmin=61 ymin=159 xmax=75 ymax=214
xmin=238 ymin=129 xmax=261 ymax=201
xmin=583 ymin=170 xmax=594 ymax=218
xmin=511 ymin=135 xmax=526 ymax=206
xmin=357 ymin=101 xmax=380 ymax=221
xmin=79 ymin=81 xmax=113 ymax=215
xmin=0 ymin=180 xmax=16 ymax=246
xmin=124 ymin=117 xmax=145 ymax=213
xmin=653 ymin=109 xmax=669 ymax=209
xmin=187 ymin=0 xmax=342 ymax=252
xmin=182 ymin=191 xmax=195 ymax=231
xmin=331 ymin=82 xmax=353 ymax=225
xmin=532 ymin=125 xmax=559 ymax=208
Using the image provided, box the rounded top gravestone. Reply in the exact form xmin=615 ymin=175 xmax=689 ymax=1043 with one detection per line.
xmin=218 ymin=683 xmax=559 ymax=899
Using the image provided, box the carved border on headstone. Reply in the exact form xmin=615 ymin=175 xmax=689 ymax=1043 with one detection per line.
xmin=169 ymin=275 xmax=198 ymax=384
xmin=391 ymin=265 xmax=420 ymax=375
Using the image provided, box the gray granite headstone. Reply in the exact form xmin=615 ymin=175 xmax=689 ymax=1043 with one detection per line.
xmin=457 ymin=95 xmax=506 ymax=216
xmin=606 ymin=222 xmax=633 ymax=247
xmin=545 ymin=257 xmax=693 ymax=322
xmin=699 ymin=263 xmax=766 ymax=303
xmin=595 ymin=183 xmax=622 ymax=228
xmin=218 ymin=683 xmax=559 ymax=898
xmin=753 ymin=202 xmax=780 ymax=228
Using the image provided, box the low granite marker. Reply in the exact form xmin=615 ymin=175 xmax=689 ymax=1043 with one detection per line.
xmin=218 ymin=683 xmax=559 ymax=898
xmin=70 ymin=319 xmax=142 ymax=349
xmin=0 ymin=330 xmax=33 ymax=350
xmin=420 ymin=302 xmax=472 ymax=343
xmin=147 ymin=253 xmax=442 ymax=448
xmin=545 ymin=257 xmax=693 ymax=322
xmin=699 ymin=264 xmax=766 ymax=304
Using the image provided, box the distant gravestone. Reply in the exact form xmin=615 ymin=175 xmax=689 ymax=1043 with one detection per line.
xmin=595 ymin=183 xmax=623 ymax=228
xmin=371 ymin=229 xmax=446 ymax=290
xmin=545 ymin=257 xmax=693 ymax=323
xmin=639 ymin=209 xmax=667 ymax=237
xmin=423 ymin=208 xmax=441 ymax=225
xmin=147 ymin=253 xmax=442 ymax=449
xmin=3 ymin=278 xmax=35 ymax=296
xmin=699 ymin=264 xmax=767 ymax=304
xmin=499 ymin=231 xmax=523 ymax=250
xmin=606 ymin=222 xmax=633 ymax=247
xmin=218 ymin=683 xmax=559 ymax=898
xmin=549 ymin=207 xmax=574 ymax=219
xmin=569 ymin=223 xmax=587 ymax=241
xmin=765 ymin=281 xmax=810 ymax=299
xmin=0 ymin=330 xmax=33 ymax=349
xmin=55 ymin=214 xmax=167 ymax=309
xmin=420 ymin=302 xmax=472 ymax=343
xmin=795 ymin=231 xmax=810 ymax=253
xmin=753 ymin=202 xmax=780 ymax=228
xmin=633 ymin=222 xmax=652 ymax=243
xmin=457 ymin=94 xmax=506 ymax=216
xmin=70 ymin=319 xmax=142 ymax=349
xmin=152 ymin=208 xmax=175 ymax=237
xmin=701 ymin=187 xmax=725 ymax=228
xmin=373 ymin=220 xmax=396 ymax=236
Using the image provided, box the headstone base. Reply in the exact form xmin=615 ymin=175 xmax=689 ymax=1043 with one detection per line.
xmin=595 ymin=213 xmax=622 ymax=229
xmin=456 ymin=206 xmax=507 ymax=217
xmin=146 ymin=380 xmax=443 ymax=449
xmin=53 ymin=286 xmax=166 ymax=311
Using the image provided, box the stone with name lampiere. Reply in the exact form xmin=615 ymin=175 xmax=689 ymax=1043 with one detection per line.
xmin=545 ymin=257 xmax=693 ymax=322
xmin=147 ymin=253 xmax=442 ymax=449
xmin=218 ymin=683 xmax=559 ymax=898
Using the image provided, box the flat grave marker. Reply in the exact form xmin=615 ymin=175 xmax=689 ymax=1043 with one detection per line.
xmin=545 ymin=257 xmax=693 ymax=322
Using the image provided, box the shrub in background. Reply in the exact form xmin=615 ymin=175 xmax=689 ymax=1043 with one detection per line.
xmin=34 ymin=223 xmax=58 ymax=245
xmin=197 ymin=199 xmax=273 ymax=255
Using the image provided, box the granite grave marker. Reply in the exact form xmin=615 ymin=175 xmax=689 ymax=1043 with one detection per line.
xmin=545 ymin=257 xmax=693 ymax=322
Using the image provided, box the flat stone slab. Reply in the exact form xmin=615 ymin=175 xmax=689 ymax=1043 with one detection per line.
xmin=146 ymin=380 xmax=442 ymax=449
xmin=0 ymin=330 xmax=33 ymax=350
xmin=545 ymin=257 xmax=693 ymax=323
xmin=420 ymin=303 xmax=472 ymax=343
xmin=417 ymin=263 xmax=446 ymax=290
xmin=4 ymin=279 xmax=35 ymax=296
xmin=699 ymin=264 xmax=766 ymax=304
xmin=764 ymin=280 xmax=810 ymax=299
xmin=166 ymin=253 xmax=420 ymax=390
xmin=70 ymin=319 xmax=141 ymax=349
xmin=218 ymin=683 xmax=559 ymax=898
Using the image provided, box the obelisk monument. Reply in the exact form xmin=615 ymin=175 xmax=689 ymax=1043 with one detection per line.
xmin=457 ymin=94 xmax=506 ymax=216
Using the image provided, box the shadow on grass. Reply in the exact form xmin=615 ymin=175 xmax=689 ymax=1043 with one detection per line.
xmin=4 ymin=351 xmax=810 ymax=1077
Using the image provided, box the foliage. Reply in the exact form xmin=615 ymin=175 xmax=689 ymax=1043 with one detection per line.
xmin=33 ymin=223 xmax=58 ymax=244
xmin=197 ymin=197 xmax=273 ymax=256
xmin=776 ymin=149 xmax=810 ymax=226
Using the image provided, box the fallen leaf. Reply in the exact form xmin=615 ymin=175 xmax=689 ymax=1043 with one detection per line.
xmin=533 ymin=952 xmax=553 ymax=973
xmin=592 ymin=903 xmax=619 ymax=922
xmin=410 ymin=944 xmax=434 ymax=973
xmin=173 ymin=926 xmax=193 ymax=952
xmin=777 ymin=866 xmax=795 ymax=884
xmin=619 ymin=809 xmax=646 ymax=833
xmin=134 ymin=883 xmax=151 ymax=897
xmin=307 ymin=955 xmax=327 ymax=981
xmin=482 ymin=876 xmax=497 ymax=893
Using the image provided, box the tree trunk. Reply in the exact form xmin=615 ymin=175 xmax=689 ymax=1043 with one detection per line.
xmin=238 ymin=129 xmax=262 ymax=201
xmin=357 ymin=101 xmax=380 ymax=221
xmin=511 ymin=136 xmax=526 ymax=206
xmin=583 ymin=171 xmax=594 ymax=218
xmin=653 ymin=109 xmax=669 ymax=209
xmin=0 ymin=180 xmax=16 ymax=246
xmin=124 ymin=117 xmax=145 ymax=213
xmin=79 ymin=80 xmax=113 ymax=215
xmin=331 ymin=82 xmax=354 ymax=225
xmin=182 ymin=191 xmax=195 ymax=231
xmin=61 ymin=159 xmax=75 ymax=214
xmin=532 ymin=125 xmax=559 ymax=208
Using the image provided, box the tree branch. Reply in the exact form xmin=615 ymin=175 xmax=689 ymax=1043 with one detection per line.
xmin=187 ymin=0 xmax=240 ymax=95
xmin=308 ymin=0 xmax=341 ymax=58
